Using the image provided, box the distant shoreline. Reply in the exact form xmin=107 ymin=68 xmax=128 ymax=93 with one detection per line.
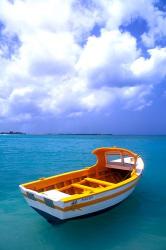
xmin=0 ymin=133 xmax=166 ymax=136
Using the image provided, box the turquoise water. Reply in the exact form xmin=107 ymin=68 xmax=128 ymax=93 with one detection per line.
xmin=0 ymin=135 xmax=166 ymax=250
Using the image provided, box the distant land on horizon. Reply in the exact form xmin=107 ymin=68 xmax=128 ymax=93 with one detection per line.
xmin=0 ymin=131 xmax=26 ymax=135
xmin=1 ymin=132 xmax=166 ymax=136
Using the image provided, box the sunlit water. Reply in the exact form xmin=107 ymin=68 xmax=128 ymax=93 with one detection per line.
xmin=0 ymin=135 xmax=166 ymax=250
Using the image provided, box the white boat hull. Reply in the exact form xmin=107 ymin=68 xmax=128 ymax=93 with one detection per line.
xmin=20 ymin=178 xmax=139 ymax=222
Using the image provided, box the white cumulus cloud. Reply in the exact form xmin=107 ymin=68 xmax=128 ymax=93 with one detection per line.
xmin=0 ymin=0 xmax=165 ymax=131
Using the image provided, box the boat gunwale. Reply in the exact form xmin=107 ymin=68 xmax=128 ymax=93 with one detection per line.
xmin=21 ymin=166 xmax=94 ymax=187
xmin=20 ymin=171 xmax=140 ymax=204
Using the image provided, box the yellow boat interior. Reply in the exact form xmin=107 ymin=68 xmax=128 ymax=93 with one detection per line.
xmin=22 ymin=147 xmax=138 ymax=199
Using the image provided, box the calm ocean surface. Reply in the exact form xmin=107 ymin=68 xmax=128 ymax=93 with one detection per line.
xmin=0 ymin=135 xmax=166 ymax=250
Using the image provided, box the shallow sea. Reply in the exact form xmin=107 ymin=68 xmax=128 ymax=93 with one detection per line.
xmin=0 ymin=135 xmax=166 ymax=250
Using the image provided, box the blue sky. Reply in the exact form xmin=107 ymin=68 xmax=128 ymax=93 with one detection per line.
xmin=0 ymin=0 xmax=166 ymax=134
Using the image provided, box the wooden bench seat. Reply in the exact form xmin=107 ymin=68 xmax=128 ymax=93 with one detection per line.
xmin=85 ymin=177 xmax=113 ymax=186
xmin=71 ymin=183 xmax=95 ymax=192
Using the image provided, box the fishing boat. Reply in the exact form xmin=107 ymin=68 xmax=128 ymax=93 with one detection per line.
xmin=19 ymin=147 xmax=144 ymax=222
